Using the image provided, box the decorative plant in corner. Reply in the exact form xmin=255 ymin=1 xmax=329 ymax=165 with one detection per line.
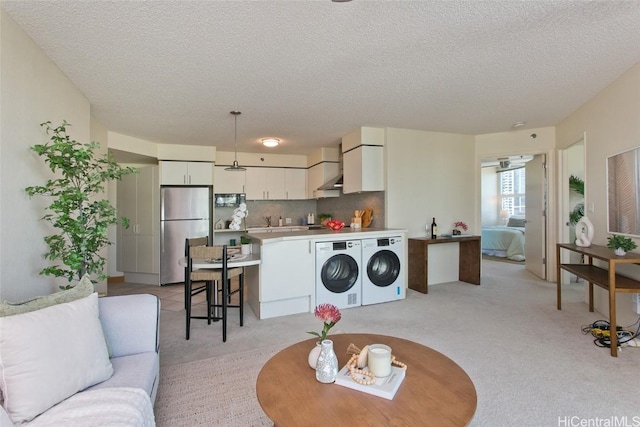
xmin=606 ymin=235 xmax=637 ymax=256
xmin=25 ymin=121 xmax=136 ymax=288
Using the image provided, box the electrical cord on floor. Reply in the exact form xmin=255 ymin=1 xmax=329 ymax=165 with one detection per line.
xmin=582 ymin=317 xmax=640 ymax=349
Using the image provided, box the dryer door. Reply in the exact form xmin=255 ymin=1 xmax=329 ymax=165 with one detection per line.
xmin=367 ymin=250 xmax=400 ymax=287
xmin=320 ymin=254 xmax=359 ymax=293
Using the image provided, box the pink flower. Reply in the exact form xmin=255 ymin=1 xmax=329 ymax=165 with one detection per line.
xmin=307 ymin=303 xmax=341 ymax=341
xmin=454 ymin=221 xmax=468 ymax=231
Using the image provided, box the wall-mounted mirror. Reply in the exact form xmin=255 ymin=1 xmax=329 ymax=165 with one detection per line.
xmin=607 ymin=146 xmax=640 ymax=237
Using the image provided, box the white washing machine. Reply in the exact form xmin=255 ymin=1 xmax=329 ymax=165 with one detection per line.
xmin=361 ymin=236 xmax=404 ymax=305
xmin=316 ymin=240 xmax=362 ymax=309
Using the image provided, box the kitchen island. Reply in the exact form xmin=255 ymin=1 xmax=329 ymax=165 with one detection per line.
xmin=244 ymin=227 xmax=407 ymax=319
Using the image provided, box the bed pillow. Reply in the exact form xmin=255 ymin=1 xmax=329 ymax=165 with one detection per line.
xmin=0 ymin=292 xmax=113 ymax=424
xmin=507 ymin=217 xmax=526 ymax=227
xmin=0 ymin=275 xmax=93 ymax=317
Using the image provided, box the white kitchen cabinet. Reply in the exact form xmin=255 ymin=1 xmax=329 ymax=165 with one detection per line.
xmin=307 ymin=162 xmax=340 ymax=199
xmin=160 ymin=161 xmax=213 ymax=185
xmin=214 ymin=165 xmax=245 ymax=193
xmin=244 ymin=238 xmax=314 ymax=321
xmin=343 ymin=146 xmax=384 ymax=194
xmin=117 ymin=165 xmax=160 ymax=276
xmin=284 ymin=168 xmax=307 ymax=200
xmin=245 ymin=167 xmax=286 ymax=200
xmin=342 ymin=126 xmax=385 ymax=194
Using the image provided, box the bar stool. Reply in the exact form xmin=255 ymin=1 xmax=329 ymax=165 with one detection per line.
xmin=186 ymin=244 xmax=244 ymax=341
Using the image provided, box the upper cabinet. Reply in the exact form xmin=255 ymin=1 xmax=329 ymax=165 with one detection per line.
xmin=160 ymin=161 xmax=213 ymax=185
xmin=214 ymin=165 xmax=246 ymax=194
xmin=284 ymin=168 xmax=307 ymax=200
xmin=245 ymin=167 xmax=286 ymax=200
xmin=342 ymin=127 xmax=384 ymax=194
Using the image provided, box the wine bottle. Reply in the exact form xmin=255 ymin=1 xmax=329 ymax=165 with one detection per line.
xmin=431 ymin=217 xmax=437 ymax=239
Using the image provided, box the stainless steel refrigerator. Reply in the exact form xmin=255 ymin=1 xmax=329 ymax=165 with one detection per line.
xmin=160 ymin=186 xmax=212 ymax=285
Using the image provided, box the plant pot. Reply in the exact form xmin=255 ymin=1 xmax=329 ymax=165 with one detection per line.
xmin=614 ymin=248 xmax=626 ymax=256
xmin=241 ymin=244 xmax=251 ymax=255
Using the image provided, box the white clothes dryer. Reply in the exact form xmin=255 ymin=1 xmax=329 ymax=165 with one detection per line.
xmin=361 ymin=236 xmax=404 ymax=305
xmin=315 ymin=240 xmax=362 ymax=309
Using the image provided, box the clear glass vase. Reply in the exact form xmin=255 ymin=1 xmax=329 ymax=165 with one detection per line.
xmin=315 ymin=339 xmax=338 ymax=383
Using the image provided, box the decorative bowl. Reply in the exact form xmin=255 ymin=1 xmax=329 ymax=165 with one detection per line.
xmin=326 ymin=220 xmax=345 ymax=231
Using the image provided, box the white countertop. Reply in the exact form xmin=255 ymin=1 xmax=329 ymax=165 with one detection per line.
xmin=247 ymin=227 xmax=407 ymax=243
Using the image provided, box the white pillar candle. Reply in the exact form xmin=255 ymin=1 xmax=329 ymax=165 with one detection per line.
xmin=367 ymin=344 xmax=392 ymax=377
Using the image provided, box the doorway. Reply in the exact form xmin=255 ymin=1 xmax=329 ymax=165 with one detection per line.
xmin=480 ymin=153 xmax=548 ymax=279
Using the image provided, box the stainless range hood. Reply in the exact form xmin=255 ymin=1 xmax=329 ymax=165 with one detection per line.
xmin=317 ymin=174 xmax=343 ymax=190
xmin=317 ymin=144 xmax=343 ymax=190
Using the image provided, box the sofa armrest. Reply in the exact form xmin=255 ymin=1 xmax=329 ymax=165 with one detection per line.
xmin=98 ymin=294 xmax=160 ymax=358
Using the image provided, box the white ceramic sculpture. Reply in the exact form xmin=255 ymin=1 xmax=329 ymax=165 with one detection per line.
xmin=575 ymin=216 xmax=594 ymax=247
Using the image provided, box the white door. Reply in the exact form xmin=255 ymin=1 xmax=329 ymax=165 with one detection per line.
xmin=525 ymin=154 xmax=547 ymax=279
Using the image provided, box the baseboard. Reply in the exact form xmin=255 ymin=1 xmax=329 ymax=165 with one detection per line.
xmin=108 ymin=275 xmax=125 ymax=284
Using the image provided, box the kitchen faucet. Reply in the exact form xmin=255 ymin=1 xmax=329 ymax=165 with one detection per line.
xmin=264 ymin=216 xmax=272 ymax=227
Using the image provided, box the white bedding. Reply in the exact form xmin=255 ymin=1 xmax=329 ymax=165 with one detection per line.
xmin=481 ymin=226 xmax=526 ymax=261
xmin=25 ymin=387 xmax=155 ymax=427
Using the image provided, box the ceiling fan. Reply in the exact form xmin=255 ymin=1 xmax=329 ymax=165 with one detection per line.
xmin=481 ymin=155 xmax=532 ymax=173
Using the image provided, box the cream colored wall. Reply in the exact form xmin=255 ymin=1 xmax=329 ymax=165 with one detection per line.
xmin=385 ymin=127 xmax=476 ymax=237
xmin=1 ymin=11 xmax=91 ymax=300
xmin=556 ymin=63 xmax=640 ymax=324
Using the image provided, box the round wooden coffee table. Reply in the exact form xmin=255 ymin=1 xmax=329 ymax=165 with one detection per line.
xmin=256 ymin=333 xmax=477 ymax=426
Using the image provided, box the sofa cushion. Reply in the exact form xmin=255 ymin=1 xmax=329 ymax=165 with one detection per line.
xmin=86 ymin=352 xmax=159 ymax=401
xmin=0 ymin=293 xmax=113 ymax=424
xmin=0 ymin=275 xmax=93 ymax=317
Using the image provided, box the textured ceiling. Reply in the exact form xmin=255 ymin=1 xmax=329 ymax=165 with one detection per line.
xmin=2 ymin=1 xmax=639 ymax=155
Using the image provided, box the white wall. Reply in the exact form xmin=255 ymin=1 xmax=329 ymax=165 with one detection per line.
xmin=385 ymin=128 xmax=476 ymax=237
xmin=1 ymin=11 xmax=92 ymax=300
xmin=556 ymin=63 xmax=640 ymax=325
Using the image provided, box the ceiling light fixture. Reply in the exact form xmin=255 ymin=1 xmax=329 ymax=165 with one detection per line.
xmin=261 ymin=138 xmax=280 ymax=148
xmin=225 ymin=111 xmax=246 ymax=171
xmin=512 ymin=121 xmax=526 ymax=128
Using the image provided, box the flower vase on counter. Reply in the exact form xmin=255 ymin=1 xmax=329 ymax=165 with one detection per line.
xmin=315 ymin=339 xmax=338 ymax=383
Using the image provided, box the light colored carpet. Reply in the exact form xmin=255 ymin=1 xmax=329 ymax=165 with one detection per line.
xmin=154 ymin=345 xmax=280 ymax=426
xmin=152 ymin=260 xmax=640 ymax=426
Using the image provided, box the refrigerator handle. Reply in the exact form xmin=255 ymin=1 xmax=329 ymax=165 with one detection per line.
xmin=160 ymin=222 xmax=165 ymax=253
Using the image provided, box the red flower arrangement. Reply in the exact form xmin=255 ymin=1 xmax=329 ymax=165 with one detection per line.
xmin=453 ymin=221 xmax=468 ymax=235
xmin=307 ymin=303 xmax=341 ymax=341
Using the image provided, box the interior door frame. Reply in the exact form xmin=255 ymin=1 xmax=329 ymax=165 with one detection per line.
xmin=479 ymin=148 xmax=554 ymax=280
xmin=557 ymin=133 xmax=587 ymax=285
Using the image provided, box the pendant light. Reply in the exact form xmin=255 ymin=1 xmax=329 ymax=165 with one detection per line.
xmin=225 ymin=111 xmax=246 ymax=171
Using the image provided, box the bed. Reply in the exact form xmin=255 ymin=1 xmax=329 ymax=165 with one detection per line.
xmin=481 ymin=217 xmax=526 ymax=261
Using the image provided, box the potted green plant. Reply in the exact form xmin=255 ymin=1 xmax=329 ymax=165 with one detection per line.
xmin=240 ymin=235 xmax=252 ymax=255
xmin=606 ymin=235 xmax=637 ymax=256
xmin=25 ymin=121 xmax=136 ymax=288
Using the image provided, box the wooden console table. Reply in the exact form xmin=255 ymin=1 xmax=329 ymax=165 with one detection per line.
xmin=556 ymin=243 xmax=640 ymax=357
xmin=408 ymin=236 xmax=481 ymax=293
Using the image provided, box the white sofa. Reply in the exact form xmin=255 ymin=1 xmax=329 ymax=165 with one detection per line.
xmin=0 ymin=293 xmax=160 ymax=426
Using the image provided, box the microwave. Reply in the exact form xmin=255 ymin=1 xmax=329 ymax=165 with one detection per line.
xmin=214 ymin=193 xmax=246 ymax=207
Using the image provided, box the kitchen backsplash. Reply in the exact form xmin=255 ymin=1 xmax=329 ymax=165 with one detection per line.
xmin=317 ymin=191 xmax=385 ymax=228
xmin=214 ymin=192 xmax=384 ymax=228
xmin=216 ymin=199 xmax=317 ymax=228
